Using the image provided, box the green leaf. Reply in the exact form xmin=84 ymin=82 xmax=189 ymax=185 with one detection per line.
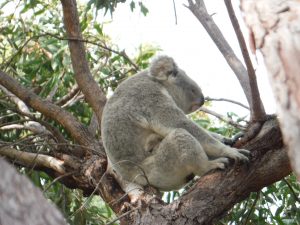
xmin=139 ymin=2 xmax=149 ymax=16
xmin=130 ymin=1 xmax=135 ymax=11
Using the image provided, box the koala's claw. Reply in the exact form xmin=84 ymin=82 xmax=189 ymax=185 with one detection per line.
xmin=238 ymin=149 xmax=251 ymax=157
xmin=212 ymin=157 xmax=230 ymax=170
xmin=224 ymin=147 xmax=250 ymax=163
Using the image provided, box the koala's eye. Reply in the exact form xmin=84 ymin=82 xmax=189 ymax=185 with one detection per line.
xmin=166 ymin=70 xmax=173 ymax=76
xmin=171 ymin=70 xmax=178 ymax=77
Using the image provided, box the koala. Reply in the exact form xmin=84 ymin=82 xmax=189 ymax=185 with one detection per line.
xmin=101 ymin=56 xmax=250 ymax=193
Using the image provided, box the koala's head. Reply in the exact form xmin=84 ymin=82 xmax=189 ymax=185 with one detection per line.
xmin=149 ymin=56 xmax=204 ymax=114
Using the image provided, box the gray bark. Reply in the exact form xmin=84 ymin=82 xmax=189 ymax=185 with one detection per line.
xmin=0 ymin=158 xmax=68 ymax=225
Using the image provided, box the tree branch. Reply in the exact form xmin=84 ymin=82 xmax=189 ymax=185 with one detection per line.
xmin=60 ymin=0 xmax=107 ymax=125
xmin=0 ymin=70 xmax=99 ymax=152
xmin=186 ymin=0 xmax=266 ymax=123
xmin=0 ymin=147 xmax=66 ymax=174
xmin=55 ymin=85 xmax=80 ymax=106
xmin=224 ymin=0 xmax=266 ymax=122
xmin=205 ymin=96 xmax=250 ymax=110
xmin=200 ymin=106 xmax=247 ymax=130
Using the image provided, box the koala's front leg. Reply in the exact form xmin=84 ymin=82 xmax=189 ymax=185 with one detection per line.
xmin=202 ymin=135 xmax=250 ymax=162
xmin=159 ymin=115 xmax=250 ymax=162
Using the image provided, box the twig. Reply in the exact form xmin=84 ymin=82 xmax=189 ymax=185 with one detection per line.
xmin=224 ymin=0 xmax=266 ymax=122
xmin=283 ymin=178 xmax=300 ymax=204
xmin=172 ymin=0 xmax=178 ymax=25
xmin=44 ymin=32 xmax=139 ymax=72
xmin=199 ymin=106 xmax=247 ymax=130
xmin=205 ymin=96 xmax=249 ymax=110
xmin=55 ymin=85 xmax=80 ymax=106
xmin=242 ymin=191 xmax=260 ymax=225
xmin=43 ymin=171 xmax=76 ymax=193
xmin=105 ymin=206 xmax=141 ymax=225
xmin=69 ymin=167 xmax=108 ymax=218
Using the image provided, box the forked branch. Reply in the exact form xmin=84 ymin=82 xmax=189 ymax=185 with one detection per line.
xmin=186 ymin=0 xmax=266 ymax=123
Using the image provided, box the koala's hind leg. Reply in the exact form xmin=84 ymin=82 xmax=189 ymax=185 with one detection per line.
xmin=141 ymin=128 xmax=229 ymax=191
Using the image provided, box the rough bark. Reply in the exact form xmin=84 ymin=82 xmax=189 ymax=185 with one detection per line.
xmin=241 ymin=0 xmax=300 ymax=180
xmin=0 ymin=158 xmax=67 ymax=225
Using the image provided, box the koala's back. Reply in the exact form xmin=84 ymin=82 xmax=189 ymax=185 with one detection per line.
xmin=101 ymin=72 xmax=170 ymax=169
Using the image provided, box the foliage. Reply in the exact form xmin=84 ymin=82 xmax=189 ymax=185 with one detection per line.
xmin=220 ymin=174 xmax=300 ymax=225
xmin=0 ymin=1 xmax=155 ymax=224
xmin=0 ymin=1 xmax=299 ymax=225
xmin=85 ymin=0 xmax=148 ymax=16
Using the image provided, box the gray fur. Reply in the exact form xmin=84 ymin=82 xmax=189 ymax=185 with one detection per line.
xmin=101 ymin=56 xmax=250 ymax=192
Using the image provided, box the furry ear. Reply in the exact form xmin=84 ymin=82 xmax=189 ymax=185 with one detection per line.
xmin=149 ymin=56 xmax=178 ymax=81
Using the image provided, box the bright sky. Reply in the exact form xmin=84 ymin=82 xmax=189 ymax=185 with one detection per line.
xmin=99 ymin=0 xmax=276 ymax=117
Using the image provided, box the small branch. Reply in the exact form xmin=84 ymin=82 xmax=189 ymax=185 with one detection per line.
xmin=224 ymin=0 xmax=266 ymax=122
xmin=205 ymin=96 xmax=249 ymax=110
xmin=172 ymin=0 xmax=178 ymax=25
xmin=44 ymin=32 xmax=139 ymax=72
xmin=200 ymin=106 xmax=247 ymax=130
xmin=61 ymin=93 xmax=84 ymax=108
xmin=55 ymin=85 xmax=80 ymax=106
xmin=0 ymin=85 xmax=32 ymax=115
xmin=43 ymin=171 xmax=76 ymax=193
xmin=0 ymin=146 xmax=66 ymax=174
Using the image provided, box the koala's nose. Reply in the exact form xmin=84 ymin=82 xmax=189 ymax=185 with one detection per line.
xmin=199 ymin=96 xmax=205 ymax=106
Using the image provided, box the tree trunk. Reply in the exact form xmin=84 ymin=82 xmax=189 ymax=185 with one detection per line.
xmin=241 ymin=0 xmax=300 ymax=180
xmin=0 ymin=159 xmax=67 ymax=225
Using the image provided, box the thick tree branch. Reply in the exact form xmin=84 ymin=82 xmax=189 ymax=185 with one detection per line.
xmin=60 ymin=0 xmax=107 ymax=125
xmin=186 ymin=0 xmax=266 ymax=123
xmin=241 ymin=0 xmax=300 ymax=180
xmin=0 ymin=70 xmax=99 ymax=152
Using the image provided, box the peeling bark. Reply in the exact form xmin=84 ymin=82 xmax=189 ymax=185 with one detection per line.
xmin=241 ymin=0 xmax=300 ymax=180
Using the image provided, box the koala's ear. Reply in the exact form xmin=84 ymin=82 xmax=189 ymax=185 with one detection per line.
xmin=149 ymin=56 xmax=178 ymax=81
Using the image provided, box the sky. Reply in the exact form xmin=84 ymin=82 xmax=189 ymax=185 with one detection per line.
xmin=99 ymin=0 xmax=276 ymax=117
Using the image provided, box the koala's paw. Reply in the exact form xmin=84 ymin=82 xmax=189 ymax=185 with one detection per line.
xmin=224 ymin=147 xmax=250 ymax=162
xmin=211 ymin=157 xmax=230 ymax=170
